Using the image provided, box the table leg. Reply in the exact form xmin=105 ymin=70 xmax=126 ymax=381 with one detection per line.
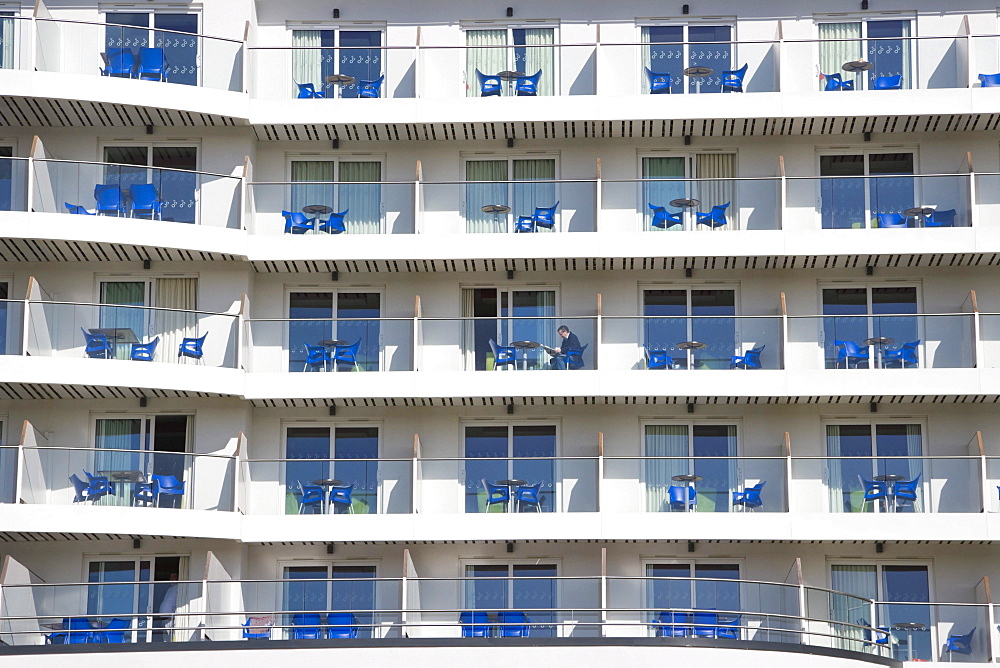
xmin=907 ymin=631 xmax=914 ymax=661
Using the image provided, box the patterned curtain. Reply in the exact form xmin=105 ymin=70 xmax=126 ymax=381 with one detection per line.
xmin=695 ymin=153 xmax=736 ymax=228
xmin=818 ymin=23 xmax=862 ymax=91
xmin=466 ymin=160 xmax=508 ymax=233
xmin=338 ymin=161 xmax=382 ymax=234
xmin=155 ymin=278 xmax=197 ymax=365
xmin=644 ymin=425 xmax=688 ymax=511
xmin=466 ymin=29 xmax=507 ymax=97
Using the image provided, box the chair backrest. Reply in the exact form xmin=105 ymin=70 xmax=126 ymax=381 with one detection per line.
xmin=874 ymin=75 xmax=902 ymax=90
xmin=644 ymin=67 xmax=672 ymax=94
xmin=358 ymin=74 xmax=384 ymax=98
xmin=743 ymin=345 xmax=765 ymax=368
xmin=327 ymin=612 xmax=359 ymax=637
xmin=94 ymin=185 xmax=124 ymax=212
xmin=533 ymin=201 xmax=559 ymax=227
xmin=482 ymin=479 xmax=508 ymax=503
xmin=81 ymin=328 xmax=110 ymax=355
xmin=722 ymin=63 xmax=748 ymax=90
xmin=330 ymin=484 xmax=354 ymax=505
xmin=893 ymin=473 xmax=920 ymax=495
xmin=949 ymin=627 xmax=976 ymax=654
xmin=497 ymin=610 xmax=529 ymax=636
xmin=858 ymin=475 xmax=887 ymax=498
xmin=925 ymin=208 xmax=956 ymax=227
xmin=979 ymin=73 xmax=1000 ymax=87
xmin=322 ymin=209 xmax=349 ymax=234
xmin=835 ymin=340 xmax=866 ymax=357
xmin=459 ymin=610 xmax=491 ymax=636
xmin=179 ymin=333 xmax=207 ymax=357
xmin=516 ymin=484 xmax=541 ymax=503
xmin=302 ymin=343 xmax=328 ymax=365
xmin=138 ymin=47 xmax=165 ymax=73
xmin=282 ymin=210 xmax=315 ymax=234
xmin=129 ymin=183 xmax=160 ymax=208
xmin=668 ymin=485 xmax=688 ymax=505
xmin=702 ymin=202 xmax=730 ymax=226
xmin=65 ymin=203 xmax=93 ymax=215
xmin=130 ymin=336 xmax=159 ymax=361
xmin=295 ymin=81 xmax=322 ymax=98
xmin=565 ymin=342 xmax=588 ymax=369
xmin=644 ymin=345 xmax=672 ymax=369
xmin=293 ymin=612 xmax=321 ymax=626
xmin=334 ymin=339 xmax=362 ymax=363
xmin=243 ymin=615 xmax=273 ymax=638
xmin=489 ymin=339 xmax=516 ymax=366
xmin=823 ymin=73 xmax=844 ymax=91
xmin=151 ymin=474 xmax=183 ymax=493
xmin=105 ymin=48 xmax=134 ymax=74
xmin=476 ymin=69 xmax=502 ymax=95
xmin=69 ymin=474 xmax=89 ymax=501
xmin=877 ymin=213 xmax=907 ymax=228
xmin=515 ymin=70 xmax=542 ymax=95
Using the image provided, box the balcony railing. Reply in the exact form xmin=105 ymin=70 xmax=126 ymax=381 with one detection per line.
xmin=32 ymin=159 xmax=242 ymax=227
xmin=0 ymin=445 xmax=16 ymax=504
xmin=0 ymin=299 xmax=24 ymax=356
xmin=0 ymin=157 xmax=29 ymax=212
xmin=26 ymin=301 xmax=239 ymax=369
xmin=244 ymin=318 xmax=413 ymax=373
xmin=18 ymin=446 xmax=236 ymax=512
xmin=250 ymin=45 xmax=416 ymax=100
xmin=247 ymin=181 xmax=415 ymax=235
xmin=874 ymin=602 xmax=989 ymax=662
xmin=242 ymin=458 xmax=413 ymax=515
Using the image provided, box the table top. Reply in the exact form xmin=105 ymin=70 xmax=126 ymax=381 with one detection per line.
xmin=676 ymin=340 xmax=707 ymax=350
xmin=97 ymin=470 xmax=145 ymax=483
xmin=863 ymin=337 xmax=895 ymax=346
xmin=669 ymin=198 xmax=701 ymax=208
xmin=497 ymin=70 xmax=525 ymax=81
xmin=892 ymin=622 xmax=927 ymax=631
xmin=903 ymin=207 xmax=936 ymax=217
xmin=481 ymin=204 xmax=511 ymax=214
xmin=319 ymin=339 xmax=348 ymax=347
xmin=303 ymin=204 xmax=334 ymax=215
xmin=498 ymin=479 xmax=528 ymax=487
xmin=683 ymin=66 xmax=713 ymax=77
xmin=874 ymin=474 xmax=906 ymax=482
xmin=325 ymin=74 xmax=356 ymax=85
xmin=842 ymin=60 xmax=874 ymax=72
xmin=311 ymin=479 xmax=344 ymax=487
xmin=672 ymin=474 xmax=703 ymax=482
xmin=89 ymin=328 xmax=139 ymax=343
xmin=511 ymin=340 xmax=540 ymax=349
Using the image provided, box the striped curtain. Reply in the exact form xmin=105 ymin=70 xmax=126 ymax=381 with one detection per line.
xmin=100 ymin=281 xmax=146 ymax=360
xmin=94 ymin=418 xmax=142 ymax=480
xmin=818 ymin=23 xmax=862 ymax=91
xmin=523 ymin=29 xmax=554 ymax=96
xmin=830 ymin=565 xmax=877 ymax=651
xmin=292 ymin=30 xmax=323 ymax=95
xmin=155 ymin=278 xmax=197 ymax=365
xmin=466 ymin=160 xmax=508 ymax=233
xmin=338 ymin=161 xmax=382 ymax=234
xmin=695 ymin=153 xmax=736 ymax=228
xmin=291 ymin=161 xmax=335 ymax=222
xmin=513 ymin=159 xmax=556 ymax=232
xmin=642 ymin=157 xmax=686 ymax=230
xmin=0 ymin=14 xmax=13 ymax=69
xmin=466 ymin=29 xmax=507 ymax=97
xmin=644 ymin=425 xmax=688 ymax=512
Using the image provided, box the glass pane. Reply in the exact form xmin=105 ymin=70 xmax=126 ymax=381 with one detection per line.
xmin=332 ymin=565 xmax=376 ymax=637
xmin=466 ymin=564 xmax=509 ymax=610
xmin=512 ymin=159 xmax=556 ymax=223
xmin=465 ymin=160 xmax=508 ymax=233
xmin=642 ymin=157 xmax=687 ymax=230
xmin=869 ymin=153 xmax=914 ymax=222
xmin=99 ymin=282 xmax=147 ymax=359
xmin=822 ymin=288 xmax=869 ymax=368
xmin=289 ymin=292 xmax=333 ymax=372
xmin=513 ymin=564 xmax=557 ymax=637
xmin=687 ymin=25 xmax=732 ymax=93
xmin=88 ymin=560 xmax=139 ymax=622
xmin=645 ymin=26 xmax=683 ymax=94
xmin=283 ymin=565 xmax=328 ymax=621
xmin=692 ymin=425 xmax=736 ymax=512
xmin=339 ymin=31 xmax=381 ymax=98
xmin=333 ymin=426 xmax=379 ymax=514
xmin=881 ymin=566 xmax=930 ymax=660
xmin=867 ymin=20 xmax=910 ymax=89
xmin=152 ymin=146 xmax=197 ymax=224
xmin=646 ymin=563 xmax=692 ymax=610
xmin=875 ymin=424 xmax=921 ymax=485
xmin=285 ymin=427 xmax=330 ymax=514
xmin=643 ymin=289 xmax=687 ymax=360
xmin=830 ymin=565 xmax=877 ymax=630
xmin=820 ymin=155 xmax=866 ymax=230
xmin=872 ymin=287 xmax=917 ymax=353
xmin=105 ymin=13 xmax=148 ymax=75
xmin=512 ymin=425 xmax=556 ymax=512
xmin=827 ymin=424 xmax=874 ymax=513
xmin=505 ymin=290 xmax=555 ymax=368
xmin=468 ymin=288 xmax=499 ymax=370
xmin=153 ymin=14 xmax=198 ymax=87
xmin=465 ymin=426 xmax=508 ymax=513
xmin=691 ymin=290 xmax=735 ymax=369
xmin=694 ymin=563 xmax=740 ymax=612
xmin=0 ymin=146 xmax=12 ymax=212
xmin=337 ymin=292 xmax=380 ymax=371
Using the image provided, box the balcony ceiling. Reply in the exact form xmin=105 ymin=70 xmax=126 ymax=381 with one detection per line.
xmin=0 ymin=382 xmax=235 ymax=401
xmin=0 ymin=95 xmax=243 ymax=128
xmin=0 ymin=238 xmax=241 ymax=264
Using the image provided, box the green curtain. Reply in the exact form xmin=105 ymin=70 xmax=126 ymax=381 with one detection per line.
xmin=513 ymin=159 xmax=557 ymax=232
xmin=818 ymin=23 xmax=862 ymax=91
xmin=643 ymin=157 xmax=686 ymax=231
xmin=466 ymin=29 xmax=507 ymax=97
xmin=155 ymin=278 xmax=197 ymax=366
xmin=94 ymin=418 xmax=143 ymax=494
xmin=830 ymin=565 xmax=877 ymax=651
xmin=338 ymin=161 xmax=382 ymax=234
xmin=292 ymin=30 xmax=323 ymax=94
xmin=523 ymin=28 xmax=554 ymax=96
xmin=644 ymin=425 xmax=688 ymax=511
xmin=466 ymin=160 xmax=508 ymax=233
xmin=695 ymin=153 xmax=736 ymax=229
xmin=100 ymin=281 xmax=146 ymax=360
xmin=291 ymin=161 xmax=335 ymax=223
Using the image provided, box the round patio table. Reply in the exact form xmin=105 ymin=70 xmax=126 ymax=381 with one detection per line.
xmin=511 ymin=341 xmax=540 ymax=370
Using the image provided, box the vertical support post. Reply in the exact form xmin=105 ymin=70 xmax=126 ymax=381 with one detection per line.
xmin=401 ymin=548 xmax=410 ymax=638
xmin=971 ymin=289 xmax=982 ymax=372
xmin=414 ymin=160 xmax=422 ymax=234
xmin=596 ymin=431 xmax=604 ymax=514
xmin=600 ymin=545 xmax=607 ymax=637
xmin=414 ymin=26 xmax=421 ymax=100
xmin=412 ymin=294 xmax=421 ymax=372
xmin=411 ymin=433 xmax=420 ymax=515
xmin=778 ymin=155 xmax=786 ymax=230
xmin=595 ymin=293 xmax=602 ymax=370
xmin=594 ymin=158 xmax=602 ymax=233
xmin=975 ymin=431 xmax=987 ymax=513
xmin=779 ymin=292 xmax=787 ymax=371
xmin=966 ymin=151 xmax=976 ymax=229
xmin=783 ymin=432 xmax=792 ymax=513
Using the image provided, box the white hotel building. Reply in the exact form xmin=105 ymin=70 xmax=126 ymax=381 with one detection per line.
xmin=1 ymin=0 xmax=999 ymax=665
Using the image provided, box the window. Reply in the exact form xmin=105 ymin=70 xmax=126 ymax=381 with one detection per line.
xmin=818 ymin=20 xmax=911 ymax=91
xmin=0 ymin=415 xmax=11 ymax=505
xmin=104 ymin=12 xmax=199 ymax=86
xmin=642 ymin=24 xmax=734 ymax=94
xmin=284 ymin=425 xmax=380 ymax=514
xmin=288 ymin=290 xmax=381 ymax=371
xmin=0 ymin=12 xmax=15 ymax=70
xmin=87 ymin=555 xmax=187 ymax=643
xmin=466 ymin=26 xmax=555 ymax=97
xmin=102 ymin=144 xmax=198 ymax=224
xmin=0 ymin=145 xmax=13 ymax=212
xmin=644 ymin=423 xmax=738 ymax=512
xmin=290 ymin=159 xmax=383 ymax=234
xmin=465 ymin=563 xmax=558 ymax=636
xmin=646 ymin=563 xmax=741 ymax=617
xmin=291 ymin=28 xmax=382 ymax=98
xmin=98 ymin=277 xmax=198 ymax=361
xmin=282 ymin=563 xmax=377 ymax=638
xmin=821 ymin=285 xmax=918 ymax=368
xmin=826 ymin=422 xmax=922 ymax=513
xmin=462 ymin=287 xmax=556 ymax=370
xmin=643 ymin=288 xmax=737 ymax=369
xmin=464 ymin=156 xmax=557 ymax=233
xmin=464 ymin=423 xmax=557 ymax=513
xmin=819 ymin=152 xmax=915 ymax=229
xmin=0 ymin=278 xmax=11 ymax=354
xmin=641 ymin=153 xmax=736 ymax=230
xmin=93 ymin=415 xmax=190 ymax=508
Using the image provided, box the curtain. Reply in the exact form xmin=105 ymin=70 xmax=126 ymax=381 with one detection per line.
xmin=826 ymin=425 xmax=845 ymax=513
xmin=291 ymin=161 xmax=335 ymax=221
xmin=905 ymin=425 xmax=923 ymax=511
xmin=643 ymin=157 xmax=686 ymax=230
xmin=0 ymin=14 xmax=13 ymax=70
xmin=338 ymin=161 xmax=382 ymax=234
xmin=462 ymin=288 xmax=477 ymax=370
xmin=513 ymin=159 xmax=557 ymax=232
xmin=155 ymin=278 xmax=197 ymax=365
xmin=818 ymin=23 xmax=862 ymax=91
xmin=643 ymin=425 xmax=688 ymax=511
xmin=94 ymin=418 xmax=143 ymax=492
xmin=523 ymin=28 xmax=554 ymax=96
xmin=830 ymin=565 xmax=877 ymax=650
xmin=101 ymin=281 xmax=146 ymax=359
xmin=466 ymin=29 xmax=506 ymax=97
xmin=695 ymin=153 xmax=736 ymax=229
xmin=508 ymin=291 xmax=555 ymax=365
xmin=292 ymin=30 xmax=323 ymax=94
xmin=465 ymin=160 xmax=508 ymax=232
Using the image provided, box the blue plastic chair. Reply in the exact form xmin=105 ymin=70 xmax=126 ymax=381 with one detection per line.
xmin=295 ymin=81 xmax=325 ymax=98
xmin=330 ymin=484 xmax=354 ymax=513
xmin=668 ymin=485 xmax=696 ymax=512
xmin=834 ymin=340 xmax=870 ymax=369
xmin=94 ymin=618 xmax=129 ymax=643
xmin=515 ymin=70 xmax=542 ymax=96
xmin=129 ymin=184 xmax=164 ymax=220
xmin=732 ymin=481 xmax=765 ymax=511
xmin=945 ymin=627 xmax=975 ymax=657
xmin=497 ymin=610 xmax=530 ymax=637
xmin=282 ymin=210 xmax=316 ymax=234
xmin=326 ymin=612 xmax=360 ymax=638
xmin=979 ymin=73 xmax=1000 ymax=87
xmin=178 ymin=333 xmax=207 ymax=363
xmin=891 ymin=474 xmax=921 ymax=512
xmin=721 ymin=64 xmax=748 ymax=92
xmin=882 ymin=340 xmax=920 ymax=368
xmin=65 ymin=203 xmax=95 ymax=215
xmin=302 ymin=343 xmax=331 ymax=371
xmin=731 ymin=345 xmax=764 ymax=369
xmin=489 ymin=338 xmax=518 ymax=370
xmin=873 ymin=75 xmax=902 ymax=90
xmin=823 ymin=73 xmax=854 ymax=91
xmin=475 ymin=69 xmax=502 ymax=97
xmin=859 ymin=476 xmax=888 ymax=512
xmin=331 ymin=339 xmax=361 ymax=371
xmin=358 ymin=74 xmax=384 ymax=98
xmin=482 ymin=479 xmax=510 ymax=512
xmin=858 ymin=618 xmax=891 ymax=649
xmin=101 ymin=48 xmax=135 ymax=78
xmin=94 ymin=185 xmax=126 ymax=217
xmin=243 ymin=616 xmax=273 ymax=639
xmin=297 ymin=481 xmax=324 ymax=514
xmin=66 ymin=617 xmax=97 ymax=644
xmin=81 ymin=328 xmax=114 ymax=359
xmin=83 ymin=470 xmax=114 ymax=500
xmin=514 ymin=216 xmax=536 ymax=233
xmin=460 ymin=611 xmax=491 ymax=637
xmin=291 ymin=613 xmax=324 ymax=639
xmin=130 ymin=337 xmax=159 ymax=362
xmin=133 ymin=478 xmax=157 ymax=506
xmin=515 ymin=483 xmax=541 ymax=512
xmin=530 ymin=202 xmax=559 ymax=229
xmin=70 ymin=473 xmax=111 ymax=503
xmin=716 ymin=614 xmax=741 ymax=639
xmin=137 ymin=47 xmax=168 ymax=82
xmin=696 ymin=202 xmax=730 ymax=229
xmin=691 ymin=611 xmax=720 ymax=638
xmin=319 ymin=209 xmax=348 ymax=234
xmin=649 ymin=204 xmax=682 ymax=229
xmin=150 ymin=474 xmax=185 ymax=507
xmin=563 ymin=343 xmax=588 ymax=370
xmin=644 ymin=345 xmax=676 ymax=370
xmin=877 ymin=213 xmax=908 ymax=228
xmin=644 ymin=67 xmax=672 ymax=94
xmin=924 ymin=209 xmax=956 ymax=227
xmin=653 ymin=610 xmax=689 ymax=637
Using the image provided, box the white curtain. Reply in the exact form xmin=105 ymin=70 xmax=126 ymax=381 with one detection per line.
xmin=466 ymin=29 xmax=506 ymax=97
xmin=94 ymin=418 xmax=143 ymax=487
xmin=466 ymin=160 xmax=508 ymax=233
xmin=0 ymin=14 xmax=13 ymax=69
xmin=100 ymin=281 xmax=147 ymax=360
xmin=905 ymin=424 xmax=923 ymax=511
xmin=291 ymin=161 xmax=335 ymax=224
xmin=643 ymin=157 xmax=686 ymax=231
xmin=156 ymin=278 xmax=197 ymax=365
xmin=830 ymin=565 xmax=877 ymax=650
xmin=292 ymin=30 xmax=323 ymax=94
xmin=523 ymin=28 xmax=554 ymax=96
xmin=513 ymin=159 xmax=557 ymax=232
xmin=826 ymin=425 xmax=845 ymax=513
xmin=339 ymin=161 xmax=382 ymax=234
xmin=462 ymin=288 xmax=477 ymax=370
xmin=643 ymin=424 xmax=688 ymax=512
xmin=695 ymin=153 xmax=736 ymax=229
xmin=818 ymin=23 xmax=862 ymax=91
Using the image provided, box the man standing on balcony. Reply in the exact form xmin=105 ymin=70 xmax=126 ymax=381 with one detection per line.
xmin=546 ymin=325 xmax=583 ymax=370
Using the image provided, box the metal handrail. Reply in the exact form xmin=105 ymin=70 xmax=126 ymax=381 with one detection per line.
xmin=34 ymin=157 xmax=239 ymax=180
xmin=33 ymin=16 xmax=244 ymax=45
xmin=31 ymin=300 xmax=237 ymax=318
xmin=23 ymin=445 xmax=235 ymax=461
